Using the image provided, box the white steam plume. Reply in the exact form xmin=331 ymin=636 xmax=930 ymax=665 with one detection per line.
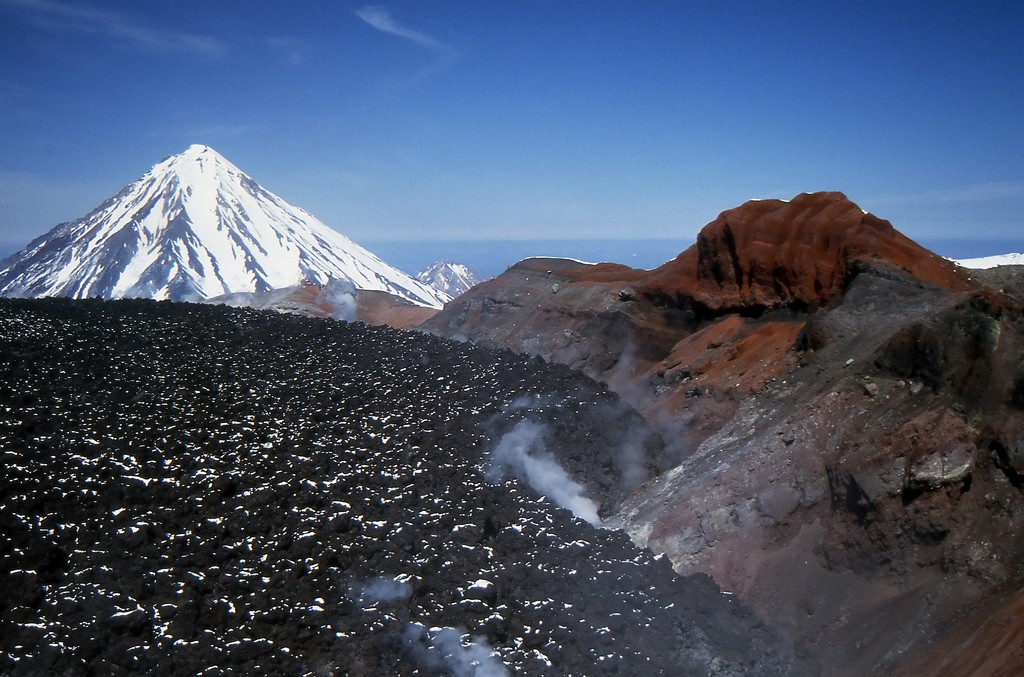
xmin=348 ymin=575 xmax=411 ymax=608
xmin=321 ymin=278 xmax=357 ymax=322
xmin=485 ymin=420 xmax=602 ymax=527
xmin=403 ymin=623 xmax=509 ymax=677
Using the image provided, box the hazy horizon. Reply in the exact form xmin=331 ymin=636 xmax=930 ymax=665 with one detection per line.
xmin=4 ymin=234 xmax=1021 ymax=282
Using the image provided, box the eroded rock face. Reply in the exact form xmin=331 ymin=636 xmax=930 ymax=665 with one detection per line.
xmin=641 ymin=191 xmax=971 ymax=313
xmin=419 ymin=192 xmax=1024 ymax=673
xmin=608 ymin=278 xmax=1024 ymax=674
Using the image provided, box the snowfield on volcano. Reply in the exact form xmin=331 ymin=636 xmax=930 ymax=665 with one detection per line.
xmin=0 ymin=145 xmax=448 ymax=308
xmin=0 ymin=299 xmax=807 ymax=675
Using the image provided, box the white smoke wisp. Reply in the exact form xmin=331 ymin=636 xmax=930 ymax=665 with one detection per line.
xmin=616 ymin=434 xmax=650 ymax=493
xmin=403 ymin=623 xmax=510 ymax=677
xmin=485 ymin=420 xmax=602 ymax=527
xmin=348 ymin=575 xmax=411 ymax=608
xmin=321 ymin=278 xmax=358 ymax=322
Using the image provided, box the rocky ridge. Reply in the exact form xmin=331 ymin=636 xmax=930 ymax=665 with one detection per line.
xmin=419 ymin=191 xmax=1024 ymax=673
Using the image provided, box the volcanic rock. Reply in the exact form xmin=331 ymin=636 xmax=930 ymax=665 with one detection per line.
xmin=965 ymin=263 xmax=1024 ymax=303
xmin=355 ymin=289 xmax=440 ymax=329
xmin=0 ymin=298 xmax=809 ymax=675
xmin=419 ymin=193 xmax=978 ymax=446
xmin=640 ymin=191 xmax=970 ymax=313
xmin=419 ymin=191 xmax=1024 ymax=673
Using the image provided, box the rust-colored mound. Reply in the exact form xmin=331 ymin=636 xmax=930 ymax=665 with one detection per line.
xmin=204 ymin=284 xmax=438 ymax=330
xmin=355 ymin=290 xmax=439 ymax=329
xmin=641 ymin=191 xmax=972 ymax=312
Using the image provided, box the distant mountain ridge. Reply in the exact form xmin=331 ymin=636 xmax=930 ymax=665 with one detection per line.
xmin=0 ymin=145 xmax=449 ymax=307
xmin=416 ymin=259 xmax=484 ymax=297
xmin=955 ymin=252 xmax=1024 ymax=268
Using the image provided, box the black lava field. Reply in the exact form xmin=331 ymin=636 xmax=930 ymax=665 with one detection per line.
xmin=0 ymin=298 xmax=808 ymax=675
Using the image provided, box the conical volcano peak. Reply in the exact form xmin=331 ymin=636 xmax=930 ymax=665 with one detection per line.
xmin=173 ymin=144 xmax=229 ymax=163
xmin=184 ymin=143 xmax=215 ymax=156
xmin=154 ymin=144 xmax=241 ymax=184
xmin=0 ymin=149 xmax=450 ymax=307
xmin=155 ymin=144 xmax=225 ymax=170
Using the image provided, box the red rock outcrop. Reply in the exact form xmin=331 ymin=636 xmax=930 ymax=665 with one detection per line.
xmin=641 ymin=191 xmax=971 ymax=312
xmin=355 ymin=289 xmax=439 ymax=328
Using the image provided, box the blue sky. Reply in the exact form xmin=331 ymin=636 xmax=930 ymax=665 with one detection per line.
xmin=1 ymin=0 xmax=1022 ymax=260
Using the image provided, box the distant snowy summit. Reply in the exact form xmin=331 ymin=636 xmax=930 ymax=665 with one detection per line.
xmin=954 ymin=252 xmax=1024 ymax=269
xmin=0 ymin=145 xmax=449 ymax=308
xmin=416 ymin=260 xmax=485 ymax=297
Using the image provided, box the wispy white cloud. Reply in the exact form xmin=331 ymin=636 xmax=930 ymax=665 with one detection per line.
xmin=0 ymin=0 xmax=227 ymax=59
xmin=354 ymin=5 xmax=454 ymax=56
xmin=267 ymin=36 xmax=306 ymax=66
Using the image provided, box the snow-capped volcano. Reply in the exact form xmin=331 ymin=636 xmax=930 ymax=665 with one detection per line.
xmin=416 ymin=259 xmax=484 ymax=297
xmin=0 ymin=145 xmax=449 ymax=307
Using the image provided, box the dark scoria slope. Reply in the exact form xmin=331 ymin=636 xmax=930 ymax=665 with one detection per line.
xmin=0 ymin=299 xmax=808 ymax=675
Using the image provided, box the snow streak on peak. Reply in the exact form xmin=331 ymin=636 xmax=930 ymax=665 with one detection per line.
xmin=0 ymin=146 xmax=450 ymax=307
